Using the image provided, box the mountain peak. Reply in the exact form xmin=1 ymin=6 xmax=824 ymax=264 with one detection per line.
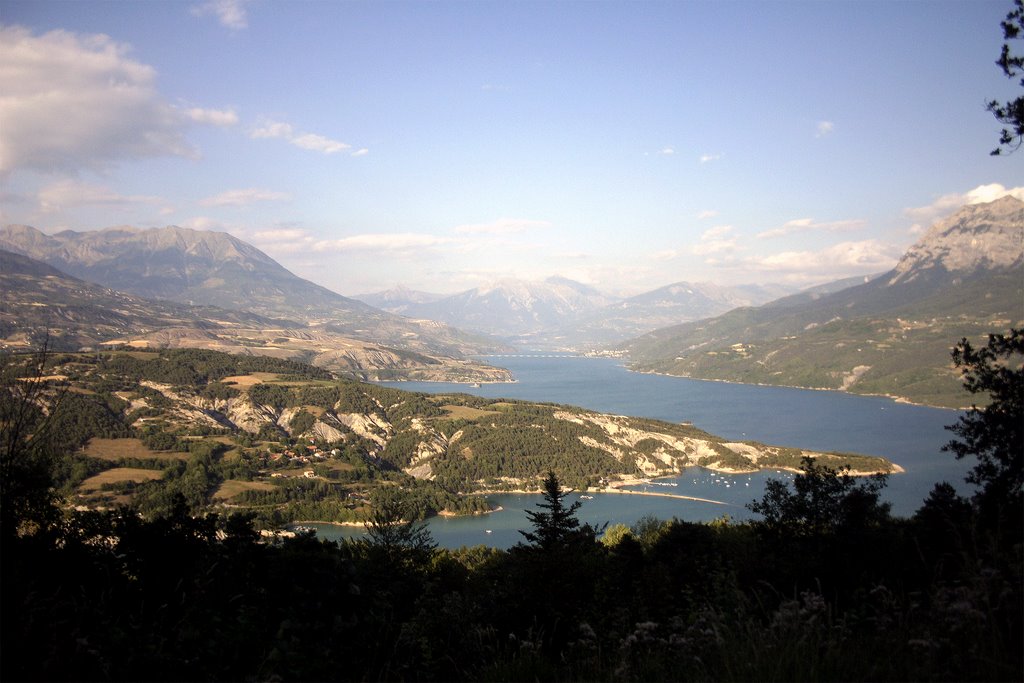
xmin=889 ymin=196 xmax=1024 ymax=285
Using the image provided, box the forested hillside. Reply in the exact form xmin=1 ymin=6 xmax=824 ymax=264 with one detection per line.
xmin=0 ymin=348 xmax=896 ymax=529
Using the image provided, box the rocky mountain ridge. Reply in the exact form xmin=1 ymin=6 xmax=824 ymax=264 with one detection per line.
xmin=0 ymin=224 xmax=508 ymax=359
xmin=0 ymin=248 xmax=512 ymax=383
xmin=889 ymin=195 xmax=1024 ymax=284
xmin=622 ymin=197 xmax=1024 ymax=408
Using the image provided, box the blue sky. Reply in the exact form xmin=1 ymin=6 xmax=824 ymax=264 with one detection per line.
xmin=1 ymin=0 xmax=1020 ymax=296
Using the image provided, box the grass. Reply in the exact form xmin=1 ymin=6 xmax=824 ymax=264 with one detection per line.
xmin=213 ymin=479 xmax=277 ymax=500
xmin=82 ymin=438 xmax=189 ymax=462
xmin=221 ymin=373 xmax=282 ymax=388
xmin=78 ymin=468 xmax=164 ymax=491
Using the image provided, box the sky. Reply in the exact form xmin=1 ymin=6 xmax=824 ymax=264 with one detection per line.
xmin=1 ymin=0 xmax=1021 ymax=297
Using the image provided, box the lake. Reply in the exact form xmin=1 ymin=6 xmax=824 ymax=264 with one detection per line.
xmin=310 ymin=355 xmax=974 ymax=549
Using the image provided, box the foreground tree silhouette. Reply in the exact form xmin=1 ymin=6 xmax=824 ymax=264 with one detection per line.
xmin=0 ymin=341 xmax=64 ymax=540
xmin=364 ymin=487 xmax=436 ymax=564
xmin=519 ymin=471 xmax=584 ymax=551
xmin=747 ymin=456 xmax=890 ymax=535
xmin=988 ymin=0 xmax=1024 ymax=154
xmin=944 ymin=329 xmax=1023 ymax=536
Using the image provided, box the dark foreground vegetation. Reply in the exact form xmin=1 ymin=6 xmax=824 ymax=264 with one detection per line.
xmin=2 ymin=331 xmax=1021 ymax=682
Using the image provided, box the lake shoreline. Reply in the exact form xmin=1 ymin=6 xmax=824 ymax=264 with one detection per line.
xmin=625 ymin=366 xmax=964 ymax=411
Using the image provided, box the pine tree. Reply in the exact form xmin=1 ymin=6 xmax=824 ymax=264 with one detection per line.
xmin=519 ymin=471 xmax=582 ymax=551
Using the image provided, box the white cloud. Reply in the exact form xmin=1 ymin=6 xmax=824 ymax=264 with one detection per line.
xmin=351 ymin=148 xmax=369 ymax=157
xmin=452 ymin=218 xmax=551 ymax=235
xmin=815 ymin=120 xmax=835 ymax=137
xmin=699 ymin=153 xmax=721 ymax=164
xmin=737 ymin=239 xmax=900 ymax=283
xmin=658 ymin=147 xmax=675 ymax=156
xmin=756 ymin=217 xmax=865 ymax=239
xmin=291 ymin=133 xmax=350 ymax=154
xmin=0 ymin=26 xmax=192 ymax=175
xmin=190 ymin=0 xmax=252 ymax=30
xmin=200 ymin=188 xmax=291 ymax=207
xmin=696 ymin=209 xmax=719 ymax=220
xmin=903 ymin=183 xmax=1024 ymax=223
xmin=184 ymin=107 xmax=239 ymax=126
xmin=251 ymin=120 xmax=294 ymax=139
xmin=250 ymin=119 xmax=354 ymax=155
xmin=38 ymin=179 xmax=164 ymax=212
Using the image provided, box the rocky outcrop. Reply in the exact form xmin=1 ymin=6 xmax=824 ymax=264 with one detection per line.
xmin=889 ymin=195 xmax=1024 ymax=285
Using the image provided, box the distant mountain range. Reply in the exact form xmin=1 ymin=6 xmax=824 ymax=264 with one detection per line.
xmin=359 ymin=277 xmax=794 ymax=347
xmin=620 ymin=196 xmax=1024 ymax=408
xmin=0 ymin=227 xmax=513 ymax=383
xmin=0 ymin=224 xmax=504 ymax=359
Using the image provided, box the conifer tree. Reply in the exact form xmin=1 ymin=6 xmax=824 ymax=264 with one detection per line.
xmin=519 ymin=471 xmax=583 ymax=551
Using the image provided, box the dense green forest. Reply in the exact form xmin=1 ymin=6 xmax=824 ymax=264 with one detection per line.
xmin=1 ymin=332 xmax=1021 ymax=681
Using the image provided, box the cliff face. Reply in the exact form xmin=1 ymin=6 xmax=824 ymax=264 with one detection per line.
xmin=890 ymin=196 xmax=1024 ymax=284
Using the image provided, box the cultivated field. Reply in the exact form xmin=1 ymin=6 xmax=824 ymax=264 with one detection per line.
xmin=214 ymin=479 xmax=277 ymax=501
xmin=78 ymin=468 xmax=164 ymax=491
xmin=82 ymin=438 xmax=190 ymax=462
xmin=221 ymin=373 xmax=282 ymax=388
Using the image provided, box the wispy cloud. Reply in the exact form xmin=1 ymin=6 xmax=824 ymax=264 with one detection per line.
xmin=696 ymin=209 xmax=719 ymax=220
xmin=452 ymin=218 xmax=551 ymax=235
xmin=658 ymin=147 xmax=675 ymax=156
xmin=38 ymin=180 xmax=165 ymax=212
xmin=699 ymin=153 xmax=721 ymax=164
xmin=815 ymin=120 xmax=835 ymax=138
xmin=200 ymin=188 xmax=291 ymax=207
xmin=756 ymin=217 xmax=865 ymax=239
xmin=190 ymin=0 xmax=252 ymax=30
xmin=251 ymin=119 xmax=355 ymax=155
xmin=184 ymin=107 xmax=239 ymax=127
xmin=691 ymin=225 xmax=738 ymax=256
xmin=0 ymin=26 xmax=192 ymax=176
xmin=252 ymin=228 xmax=309 ymax=242
xmin=313 ymin=233 xmax=454 ymax=254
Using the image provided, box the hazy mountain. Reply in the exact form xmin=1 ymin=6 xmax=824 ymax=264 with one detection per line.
xmin=356 ymin=285 xmax=447 ymax=314
xmin=367 ymin=276 xmax=797 ymax=347
xmin=0 ymin=224 xmax=508 ymax=358
xmin=559 ymin=281 xmax=797 ymax=347
xmin=390 ymin=276 xmax=619 ymax=342
xmin=621 ymin=196 xmax=1024 ymax=408
xmin=0 ymin=249 xmax=512 ymax=383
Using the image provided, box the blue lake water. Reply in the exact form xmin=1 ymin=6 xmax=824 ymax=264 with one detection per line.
xmin=311 ymin=355 xmax=974 ymax=549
